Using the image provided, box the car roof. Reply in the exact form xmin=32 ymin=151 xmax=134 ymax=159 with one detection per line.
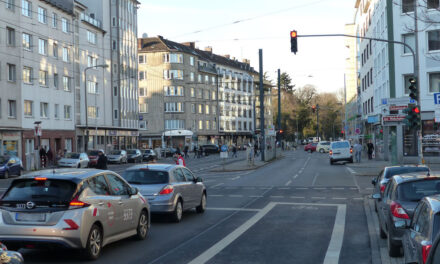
xmin=423 ymin=195 xmax=440 ymax=213
xmin=385 ymin=165 xmax=429 ymax=170
xmin=392 ymin=172 xmax=437 ymax=184
xmin=19 ymin=168 xmax=113 ymax=183
xmin=125 ymin=163 xmax=181 ymax=172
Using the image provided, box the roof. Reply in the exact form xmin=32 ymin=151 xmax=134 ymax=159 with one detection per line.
xmin=41 ymin=0 xmax=74 ymax=15
xmin=125 ymin=164 xmax=179 ymax=172
xmin=393 ymin=172 xmax=437 ymax=185
xmin=20 ymin=168 xmax=109 ymax=183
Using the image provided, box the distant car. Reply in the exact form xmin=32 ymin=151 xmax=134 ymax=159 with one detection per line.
xmin=142 ymin=149 xmax=157 ymax=161
xmin=161 ymin=147 xmax=177 ymax=158
xmin=127 ymin=149 xmax=142 ymax=163
xmin=0 ymin=156 xmax=23 ymax=179
xmin=57 ymin=152 xmax=89 ymax=168
xmin=202 ymin=144 xmax=220 ymax=154
xmin=87 ymin=149 xmax=104 ymax=168
xmin=403 ymin=195 xmax=440 ymax=264
xmin=374 ymin=173 xmax=440 ymax=257
xmin=329 ymin=141 xmax=353 ymax=164
xmin=304 ymin=143 xmax=317 ymax=152
xmin=107 ymin=150 xmax=127 ymax=164
xmin=123 ymin=164 xmax=206 ymax=222
xmin=316 ymin=141 xmax=331 ymax=153
xmin=0 ymin=169 xmax=150 ymax=260
xmin=371 ymin=165 xmax=430 ymax=212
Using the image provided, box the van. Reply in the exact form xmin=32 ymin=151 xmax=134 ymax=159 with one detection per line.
xmin=329 ymin=141 xmax=353 ymax=165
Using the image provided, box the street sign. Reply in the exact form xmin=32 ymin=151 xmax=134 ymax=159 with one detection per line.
xmin=355 ymin=128 xmax=360 ymax=134
xmin=34 ymin=125 xmax=42 ymax=136
xmin=382 ymin=98 xmax=388 ymax=105
xmin=220 ymin=152 xmax=228 ymax=158
xmin=383 ymin=116 xmax=406 ymax=122
xmin=389 ymin=105 xmax=408 ymax=111
xmin=221 ymin=145 xmax=228 ymax=152
xmin=434 ymin=93 xmax=440 ymax=105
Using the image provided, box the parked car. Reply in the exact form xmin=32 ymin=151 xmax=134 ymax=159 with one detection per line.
xmin=57 ymin=152 xmax=89 ymax=168
xmin=87 ymin=149 xmax=104 ymax=168
xmin=142 ymin=149 xmax=157 ymax=161
xmin=0 ymin=156 xmax=23 ymax=179
xmin=373 ymin=173 xmax=440 ymax=257
xmin=202 ymin=144 xmax=220 ymax=154
xmin=402 ymin=194 xmax=440 ymax=264
xmin=423 ymin=223 xmax=440 ymax=264
xmin=371 ymin=165 xmax=430 ymax=212
xmin=0 ymin=169 xmax=150 ymax=260
xmin=304 ymin=143 xmax=317 ymax=152
xmin=161 ymin=147 xmax=177 ymax=158
xmin=127 ymin=149 xmax=142 ymax=163
xmin=122 ymin=164 xmax=206 ymax=222
xmin=107 ymin=150 xmax=127 ymax=164
xmin=316 ymin=141 xmax=331 ymax=153
xmin=329 ymin=141 xmax=353 ymax=164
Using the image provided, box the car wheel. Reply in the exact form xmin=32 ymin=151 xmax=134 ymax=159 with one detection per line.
xmin=3 ymin=171 xmax=8 ymax=179
xmin=135 ymin=210 xmax=149 ymax=240
xmin=171 ymin=200 xmax=183 ymax=223
xmin=196 ymin=193 xmax=207 ymax=213
xmin=319 ymin=149 xmax=324 ymax=153
xmin=82 ymin=224 xmax=103 ymax=260
xmin=387 ymin=234 xmax=401 ymax=257
xmin=77 ymin=164 xmax=81 ymax=168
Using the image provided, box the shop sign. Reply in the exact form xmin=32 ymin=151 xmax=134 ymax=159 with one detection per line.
xmin=434 ymin=93 xmax=440 ymax=104
xmin=355 ymin=128 xmax=361 ymax=134
xmin=34 ymin=125 xmax=42 ymax=137
xmin=367 ymin=115 xmax=380 ymax=124
xmin=383 ymin=115 xmax=406 ymax=122
xmin=389 ymin=105 xmax=408 ymax=111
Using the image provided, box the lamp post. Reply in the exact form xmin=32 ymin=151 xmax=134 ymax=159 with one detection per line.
xmin=84 ymin=64 xmax=108 ymax=152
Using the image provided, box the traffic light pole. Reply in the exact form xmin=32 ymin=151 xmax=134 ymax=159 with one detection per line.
xmin=259 ymin=49 xmax=265 ymax=162
xmin=297 ymin=33 xmax=422 ymax=164
xmin=316 ymin=104 xmax=319 ymax=140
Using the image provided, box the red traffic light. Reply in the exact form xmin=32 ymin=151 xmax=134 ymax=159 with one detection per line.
xmin=413 ymin=107 xmax=420 ymax=114
xmin=279 ymin=130 xmax=284 ymax=134
xmin=290 ymin=31 xmax=297 ymax=38
xmin=341 ymin=130 xmax=345 ymax=134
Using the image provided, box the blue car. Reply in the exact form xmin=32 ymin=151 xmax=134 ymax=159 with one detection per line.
xmin=0 ymin=156 xmax=23 ymax=179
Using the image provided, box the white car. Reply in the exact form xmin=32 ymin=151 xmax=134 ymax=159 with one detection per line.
xmin=58 ymin=153 xmax=89 ymax=168
xmin=317 ymin=141 xmax=331 ymax=153
xmin=329 ymin=141 xmax=353 ymax=165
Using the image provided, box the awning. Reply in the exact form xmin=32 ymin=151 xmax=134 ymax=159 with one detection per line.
xmin=163 ymin=130 xmax=194 ymax=137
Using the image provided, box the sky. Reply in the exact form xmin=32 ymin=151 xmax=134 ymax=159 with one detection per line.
xmin=137 ymin=0 xmax=356 ymax=94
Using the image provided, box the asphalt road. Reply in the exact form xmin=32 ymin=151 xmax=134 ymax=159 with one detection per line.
xmin=3 ymin=150 xmax=377 ymax=264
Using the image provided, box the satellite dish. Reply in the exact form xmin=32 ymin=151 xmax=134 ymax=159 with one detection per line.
xmin=142 ymin=33 xmax=148 ymax=38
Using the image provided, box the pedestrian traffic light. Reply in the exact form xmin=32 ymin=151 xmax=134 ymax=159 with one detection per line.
xmin=403 ymin=104 xmax=421 ymax=129
xmin=290 ymin=30 xmax=298 ymax=54
xmin=408 ymin=77 xmax=418 ymax=101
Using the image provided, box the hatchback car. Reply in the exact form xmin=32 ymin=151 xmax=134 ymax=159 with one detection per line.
xmin=374 ymin=173 xmax=440 ymax=257
xmin=142 ymin=149 xmax=157 ymax=162
xmin=127 ymin=149 xmax=142 ymax=163
xmin=402 ymin=195 xmax=440 ymax=264
xmin=58 ymin=153 xmax=89 ymax=168
xmin=0 ymin=156 xmax=23 ymax=179
xmin=87 ymin=150 xmax=104 ymax=168
xmin=316 ymin=141 xmax=331 ymax=153
xmin=0 ymin=169 xmax=150 ymax=260
xmin=122 ymin=164 xmax=206 ymax=222
xmin=304 ymin=143 xmax=317 ymax=152
xmin=107 ymin=150 xmax=127 ymax=164
xmin=202 ymin=144 xmax=220 ymax=154
xmin=161 ymin=147 xmax=177 ymax=158
xmin=329 ymin=141 xmax=353 ymax=164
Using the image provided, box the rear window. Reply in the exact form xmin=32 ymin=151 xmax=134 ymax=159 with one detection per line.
xmin=385 ymin=167 xmax=429 ymax=179
xmin=123 ymin=170 xmax=169 ymax=185
xmin=127 ymin=150 xmax=136 ymax=154
xmin=88 ymin=150 xmax=99 ymax=156
xmin=2 ymin=179 xmax=77 ymax=202
xmin=397 ymin=179 xmax=440 ymax=202
xmin=331 ymin=142 xmax=350 ymax=149
xmin=65 ymin=153 xmax=79 ymax=159
xmin=110 ymin=150 xmax=121 ymax=155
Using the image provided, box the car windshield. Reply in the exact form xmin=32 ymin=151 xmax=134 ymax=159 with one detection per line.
xmin=127 ymin=150 xmax=136 ymax=154
xmin=386 ymin=167 xmax=429 ymax=179
xmin=65 ymin=153 xmax=80 ymax=159
xmin=397 ymin=179 xmax=440 ymax=202
xmin=0 ymin=156 xmax=9 ymax=165
xmin=123 ymin=170 xmax=169 ymax=184
xmin=110 ymin=150 xmax=121 ymax=155
xmin=2 ymin=179 xmax=77 ymax=202
xmin=332 ymin=142 xmax=350 ymax=148
xmin=88 ymin=150 xmax=99 ymax=156
xmin=144 ymin=150 xmax=151 ymax=154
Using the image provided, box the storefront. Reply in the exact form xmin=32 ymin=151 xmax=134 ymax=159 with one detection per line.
xmin=0 ymin=130 xmax=21 ymax=157
xmin=162 ymin=130 xmax=194 ymax=149
xmin=76 ymin=128 xmax=138 ymax=152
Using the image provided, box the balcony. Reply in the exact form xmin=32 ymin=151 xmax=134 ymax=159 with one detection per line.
xmin=198 ymin=64 xmax=217 ymax=74
xmin=80 ymin=13 xmax=102 ymax=29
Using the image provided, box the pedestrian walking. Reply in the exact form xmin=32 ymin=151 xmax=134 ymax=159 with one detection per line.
xmin=232 ymin=145 xmax=237 ymax=158
xmin=193 ymin=146 xmax=198 ymax=159
xmin=254 ymin=143 xmax=259 ymax=158
xmin=354 ymin=141 xmax=362 ymax=163
xmin=184 ymin=146 xmax=189 ymax=158
xmin=46 ymin=148 xmax=53 ymax=167
xmin=246 ymin=143 xmax=254 ymax=166
xmin=96 ymin=150 xmax=108 ymax=170
xmin=198 ymin=146 xmax=203 ymax=158
xmin=367 ymin=141 xmax=375 ymax=160
xmin=175 ymin=152 xmax=186 ymax=167
xmin=39 ymin=146 xmax=47 ymax=168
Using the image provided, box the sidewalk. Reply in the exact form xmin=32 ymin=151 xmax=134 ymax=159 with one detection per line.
xmin=210 ymin=155 xmax=283 ymax=172
xmin=346 ymin=159 xmax=391 ymax=176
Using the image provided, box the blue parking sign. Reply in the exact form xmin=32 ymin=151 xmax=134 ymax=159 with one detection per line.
xmin=434 ymin=93 xmax=440 ymax=105
xmin=221 ymin=145 xmax=228 ymax=152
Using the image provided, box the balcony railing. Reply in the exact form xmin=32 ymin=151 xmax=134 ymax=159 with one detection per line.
xmin=80 ymin=13 xmax=102 ymax=29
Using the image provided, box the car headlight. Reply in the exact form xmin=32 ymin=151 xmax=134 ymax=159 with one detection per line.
xmin=0 ymin=166 xmax=5 ymax=170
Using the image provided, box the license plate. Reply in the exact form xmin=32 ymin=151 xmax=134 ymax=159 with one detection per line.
xmin=15 ymin=213 xmax=46 ymax=222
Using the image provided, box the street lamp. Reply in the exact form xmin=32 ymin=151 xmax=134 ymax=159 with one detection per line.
xmin=84 ymin=64 xmax=108 ymax=152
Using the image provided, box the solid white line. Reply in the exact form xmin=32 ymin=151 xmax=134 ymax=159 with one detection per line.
xmin=269 ymin=196 xmax=284 ymax=198
xmin=296 ymin=187 xmax=308 ymax=190
xmin=207 ymin=207 xmax=260 ymax=212
xmin=188 ymin=203 xmax=276 ymax=264
xmin=284 ymin=180 xmax=292 ymax=186
xmin=209 ymin=195 xmax=224 ymax=197
xmin=323 ymin=205 xmax=347 ymax=264
xmin=312 ymin=172 xmax=319 ymax=186
xmin=332 ymin=198 xmax=347 ymax=200
xmin=210 ymin=183 xmax=224 ymax=188
xmin=290 ymin=196 xmax=305 ymax=199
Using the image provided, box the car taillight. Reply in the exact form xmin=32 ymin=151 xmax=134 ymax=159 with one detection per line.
xmin=63 ymin=219 xmax=79 ymax=230
xmin=422 ymin=244 xmax=432 ymax=264
xmin=34 ymin=177 xmax=47 ymax=181
xmin=390 ymin=201 xmax=409 ymax=219
xmin=350 ymin=148 xmax=353 ymax=153
xmin=329 ymin=150 xmax=333 ymax=155
xmin=380 ymin=184 xmax=386 ymax=194
xmin=69 ymin=196 xmax=90 ymax=209
xmin=159 ymin=185 xmax=174 ymax=195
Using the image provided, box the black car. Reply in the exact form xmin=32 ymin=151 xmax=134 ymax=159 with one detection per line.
xmin=374 ymin=173 xmax=440 ymax=257
xmin=0 ymin=156 xmax=23 ymax=179
xmin=403 ymin=194 xmax=440 ymax=264
xmin=372 ymin=165 xmax=430 ymax=211
xmin=127 ymin=149 xmax=142 ymax=163
xmin=142 ymin=149 xmax=157 ymax=161
xmin=202 ymin=144 xmax=219 ymax=154
xmin=161 ymin=148 xmax=177 ymax=158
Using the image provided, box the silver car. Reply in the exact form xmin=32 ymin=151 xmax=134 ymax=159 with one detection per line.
xmin=58 ymin=152 xmax=89 ymax=168
xmin=122 ymin=164 xmax=206 ymax=222
xmin=107 ymin=150 xmax=128 ymax=164
xmin=0 ymin=169 xmax=150 ymax=260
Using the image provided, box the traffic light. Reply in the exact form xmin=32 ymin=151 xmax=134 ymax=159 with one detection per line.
xmin=408 ymin=77 xmax=418 ymax=101
xmin=312 ymin=105 xmax=316 ymax=113
xmin=403 ymin=104 xmax=421 ymax=129
xmin=290 ymin=30 xmax=298 ymax=54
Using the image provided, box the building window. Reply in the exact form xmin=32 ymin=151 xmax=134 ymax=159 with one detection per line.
xmin=205 ymin=105 xmax=210 ymax=115
xmin=114 ymin=109 xmax=118 ymax=119
xmin=428 ymin=30 xmax=440 ymax=51
xmin=429 ymin=72 xmax=440 ymax=93
xmin=62 ymin=18 xmax=69 ymax=33
xmin=139 ymin=71 xmax=146 ymax=80
xmin=402 ymin=0 xmax=415 ymax=13
xmin=54 ymin=104 xmax=59 ymax=118
xmin=7 ymin=63 xmax=16 ymax=82
xmin=7 ymin=27 xmax=15 ymax=46
xmin=38 ymin=39 xmax=47 ymax=55
xmin=38 ymin=7 xmax=47 ymax=24
xmin=22 ymin=0 xmax=31 ymax=17
xmin=197 ymin=89 xmax=203 ymax=99
xmin=87 ymin=56 xmax=97 ymax=67
xmin=87 ymin=81 xmax=98 ymax=94
xmin=190 ymin=56 xmax=194 ymax=66
xmin=190 ymin=88 xmax=195 ymax=97
xmin=139 ymin=87 xmax=146 ymax=96
xmin=87 ymin=106 xmax=98 ymax=118
xmin=191 ymin=104 xmax=195 ymax=113
xmin=198 ymin=74 xmax=202 ymax=83
xmin=6 ymin=0 xmax=14 ymax=11
xmin=198 ymin=104 xmax=203 ymax=114
xmin=113 ymin=86 xmax=117 ymax=96
xmin=53 ymin=42 xmax=58 ymax=58
xmin=205 ymin=75 xmax=209 ymax=83
xmin=40 ymin=102 xmax=49 ymax=118
xmin=24 ymin=100 xmax=33 ymax=116
xmin=39 ymin=70 xmax=48 ymax=86
xmin=139 ymin=121 xmax=147 ymax=130
xmin=8 ymin=100 xmax=16 ymax=118
xmin=138 ymin=55 xmax=146 ymax=64
xmin=54 ymin=73 xmax=58 ymax=89
xmin=22 ymin=66 xmax=32 ymax=84
xmin=199 ymin=120 xmax=203 ymax=130
xmin=163 ymin=53 xmax=183 ymax=63
xmin=22 ymin=33 xmax=31 ymax=50
xmin=206 ymin=120 xmax=210 ymax=130
xmin=165 ymin=102 xmax=184 ymax=113
xmin=165 ymin=120 xmax=185 ymax=130
xmin=212 ymin=91 xmax=216 ymax=100
xmin=402 ymin=33 xmax=415 ymax=54
xmin=87 ymin=30 xmax=96 ymax=44
xmin=63 ymin=76 xmax=71 ymax=91
xmin=62 ymin=47 xmax=69 ymax=62
xmin=428 ymin=0 xmax=439 ymax=9
xmin=190 ymin=72 xmax=194 ymax=82
xmin=52 ymin=13 xmax=57 ymax=28
xmin=112 ymin=40 xmax=116 ymax=50
xmin=212 ymin=105 xmax=217 ymax=115
xmin=212 ymin=76 xmax=216 ymax=85
xmin=163 ymin=70 xmax=183 ymax=80
xmin=139 ymin=103 xmax=148 ymax=113
xmin=164 ymin=86 xmax=184 ymax=96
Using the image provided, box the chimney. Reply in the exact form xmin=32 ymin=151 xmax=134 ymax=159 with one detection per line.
xmin=204 ymin=46 xmax=213 ymax=53
xmin=137 ymin=39 xmax=143 ymax=50
xmin=224 ymin=54 xmax=230 ymax=59
xmin=181 ymin=42 xmax=195 ymax=49
xmin=231 ymin=57 xmax=236 ymax=61
xmin=242 ymin=58 xmax=250 ymax=64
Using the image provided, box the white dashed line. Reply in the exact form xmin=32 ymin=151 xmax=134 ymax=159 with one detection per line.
xmin=231 ymin=176 xmax=241 ymax=180
xmin=332 ymin=188 xmax=344 ymax=190
xmin=209 ymin=195 xmax=224 ymax=197
xmin=296 ymin=187 xmax=308 ymax=190
xmin=293 ymin=174 xmax=299 ymax=179
xmin=285 ymin=180 xmax=292 ymax=186
xmin=269 ymin=196 xmax=284 ymax=198
xmin=207 ymin=207 xmax=260 ymax=212
xmin=314 ymin=188 xmax=326 ymax=190
xmin=290 ymin=196 xmax=305 ymax=199
xmin=311 ymin=197 xmax=326 ymax=199
xmin=346 ymin=167 xmax=356 ymax=175
xmin=332 ymin=198 xmax=347 ymax=200
xmin=210 ymin=183 xmax=224 ymax=188
xmin=249 ymin=195 xmax=264 ymax=198
xmin=278 ymin=187 xmax=290 ymax=190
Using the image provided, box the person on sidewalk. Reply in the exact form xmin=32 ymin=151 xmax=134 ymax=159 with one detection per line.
xmin=183 ymin=145 xmax=189 ymax=158
xmin=96 ymin=151 xmax=108 ymax=170
xmin=175 ymin=152 xmax=186 ymax=167
xmin=193 ymin=146 xmax=197 ymax=159
xmin=46 ymin=148 xmax=53 ymax=167
xmin=39 ymin=146 xmax=47 ymax=168
xmin=246 ymin=143 xmax=255 ymax=166
xmin=354 ymin=141 xmax=362 ymax=163
xmin=232 ymin=145 xmax=238 ymax=158
xmin=367 ymin=141 xmax=374 ymax=160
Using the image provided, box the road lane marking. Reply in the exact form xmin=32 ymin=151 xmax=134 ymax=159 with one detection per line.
xmin=278 ymin=187 xmax=290 ymax=190
xmin=209 ymin=195 xmax=224 ymax=197
xmin=290 ymin=196 xmax=305 ymax=199
xmin=332 ymin=198 xmax=347 ymax=200
xmin=269 ymin=196 xmax=284 ymax=198
xmin=323 ymin=204 xmax=347 ymax=264
xmin=207 ymin=207 xmax=260 ymax=212
xmin=225 ymin=187 xmax=238 ymax=189
xmin=312 ymin=172 xmax=319 ymax=186
xmin=243 ymin=187 xmax=255 ymax=190
xmin=313 ymin=187 xmax=325 ymax=190
xmin=210 ymin=183 xmax=224 ymax=188
xmin=346 ymin=167 xmax=356 ymax=174
xmin=296 ymin=187 xmax=308 ymax=190
xmin=231 ymin=176 xmax=241 ymax=180
xmin=365 ymin=187 xmax=374 ymax=190
xmin=311 ymin=197 xmax=325 ymax=199
xmin=249 ymin=195 xmax=264 ymax=198
xmin=332 ymin=188 xmax=344 ymax=190
xmin=350 ymin=187 xmax=358 ymax=190
xmin=285 ymin=180 xmax=292 ymax=186
xmin=293 ymin=174 xmax=299 ymax=179
xmin=353 ymin=197 xmax=363 ymax=200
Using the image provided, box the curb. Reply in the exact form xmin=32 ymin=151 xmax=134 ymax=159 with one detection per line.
xmin=364 ymin=196 xmax=382 ymax=264
xmin=209 ymin=155 xmax=285 ymax=172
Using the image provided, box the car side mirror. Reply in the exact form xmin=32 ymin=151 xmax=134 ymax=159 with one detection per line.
xmin=394 ymin=220 xmax=408 ymax=229
xmin=196 ymin=177 xmax=203 ymax=183
xmin=371 ymin=179 xmax=377 ymax=186
xmin=130 ymin=187 xmax=139 ymax=196
xmin=372 ymin=193 xmax=381 ymax=200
